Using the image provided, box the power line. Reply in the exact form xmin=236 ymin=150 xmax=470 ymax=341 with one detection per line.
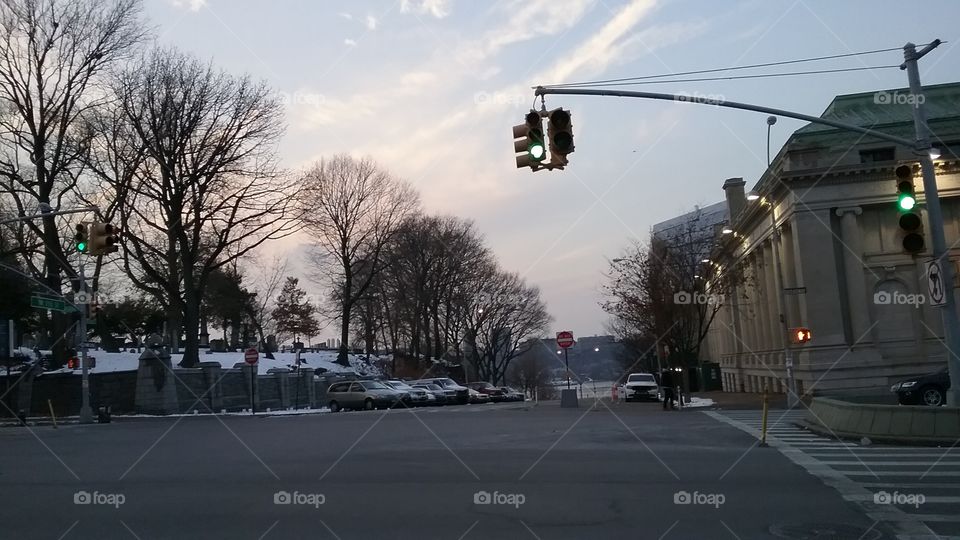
xmin=541 ymin=45 xmax=922 ymax=89
xmin=551 ymin=65 xmax=900 ymax=88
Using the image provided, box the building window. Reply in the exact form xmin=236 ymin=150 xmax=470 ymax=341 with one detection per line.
xmin=859 ymin=147 xmax=895 ymax=163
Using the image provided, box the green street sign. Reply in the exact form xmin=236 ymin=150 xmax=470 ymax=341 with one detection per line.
xmin=30 ymin=296 xmax=67 ymax=312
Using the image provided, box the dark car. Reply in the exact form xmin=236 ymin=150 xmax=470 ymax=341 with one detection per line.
xmin=499 ymin=387 xmax=525 ymax=402
xmin=466 ymin=381 xmax=506 ymax=402
xmin=891 ymin=367 xmax=951 ymax=406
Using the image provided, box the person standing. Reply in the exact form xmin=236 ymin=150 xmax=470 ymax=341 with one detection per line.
xmin=661 ymin=369 xmax=675 ymax=410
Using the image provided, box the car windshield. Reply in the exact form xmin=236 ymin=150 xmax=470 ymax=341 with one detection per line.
xmin=362 ymin=381 xmax=389 ymax=390
xmin=628 ymin=374 xmax=655 ymax=383
xmin=389 ymin=381 xmax=412 ymax=389
xmin=437 ymin=378 xmax=458 ymax=386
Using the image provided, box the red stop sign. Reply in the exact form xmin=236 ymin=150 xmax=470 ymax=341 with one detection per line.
xmin=244 ymin=347 xmax=259 ymax=365
xmin=556 ymin=331 xmax=575 ymax=349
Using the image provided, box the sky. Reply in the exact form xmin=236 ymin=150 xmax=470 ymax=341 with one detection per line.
xmin=147 ymin=0 xmax=960 ymax=340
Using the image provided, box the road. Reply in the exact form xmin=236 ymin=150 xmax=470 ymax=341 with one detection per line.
xmin=0 ymin=400 xmax=953 ymax=539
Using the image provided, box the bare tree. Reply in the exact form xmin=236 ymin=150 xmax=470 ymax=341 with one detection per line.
xmin=603 ymin=214 xmax=738 ymax=375
xmin=301 ymin=154 xmax=419 ymax=366
xmin=0 ymin=0 xmax=146 ymax=365
xmin=109 ymin=48 xmax=299 ymax=367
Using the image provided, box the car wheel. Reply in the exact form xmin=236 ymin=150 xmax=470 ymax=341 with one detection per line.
xmin=921 ymin=386 xmax=945 ymax=406
xmin=329 ymin=401 xmax=341 ymax=413
xmin=364 ymin=398 xmax=375 ymax=410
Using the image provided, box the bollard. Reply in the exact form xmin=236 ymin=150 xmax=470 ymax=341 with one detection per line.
xmin=47 ymin=400 xmax=57 ymax=429
xmin=611 ymin=384 xmax=618 ymax=403
xmin=759 ymin=388 xmax=769 ymax=447
xmin=16 ymin=409 xmax=27 ymax=426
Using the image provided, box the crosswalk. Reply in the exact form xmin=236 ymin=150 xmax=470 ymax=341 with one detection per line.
xmin=707 ymin=409 xmax=960 ymax=540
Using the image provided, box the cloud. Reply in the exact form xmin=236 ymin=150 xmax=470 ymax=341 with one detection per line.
xmin=344 ymin=38 xmax=357 ymax=47
xmin=171 ymin=0 xmax=206 ymax=12
xmin=339 ymin=12 xmax=353 ymax=20
xmin=366 ymin=15 xmax=378 ymax=30
xmin=400 ymin=0 xmax=451 ymax=19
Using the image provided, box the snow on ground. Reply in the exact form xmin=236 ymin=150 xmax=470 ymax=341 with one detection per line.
xmin=683 ymin=397 xmax=715 ymax=409
xmin=36 ymin=350 xmax=383 ymax=377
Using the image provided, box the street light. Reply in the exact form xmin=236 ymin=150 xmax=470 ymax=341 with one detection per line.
xmin=746 ymin=191 xmax=760 ymax=201
xmin=721 ymin=227 xmax=734 ymax=235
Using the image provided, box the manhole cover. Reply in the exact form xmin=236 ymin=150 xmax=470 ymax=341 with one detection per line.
xmin=769 ymin=523 xmax=885 ymax=540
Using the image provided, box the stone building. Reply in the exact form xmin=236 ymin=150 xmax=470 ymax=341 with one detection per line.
xmin=698 ymin=82 xmax=960 ymax=396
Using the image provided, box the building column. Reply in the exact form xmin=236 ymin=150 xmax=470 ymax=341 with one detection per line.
xmin=754 ymin=251 xmax=772 ymax=354
xmin=835 ymin=207 xmax=871 ymax=341
xmin=763 ymin=240 xmax=780 ymax=363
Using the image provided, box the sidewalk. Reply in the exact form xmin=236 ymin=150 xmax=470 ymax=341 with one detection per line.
xmin=695 ymin=391 xmax=791 ymax=410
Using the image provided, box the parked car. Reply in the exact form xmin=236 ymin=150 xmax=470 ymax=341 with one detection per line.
xmin=385 ymin=380 xmax=432 ymax=406
xmin=326 ymin=380 xmax=405 ymax=412
xmin=499 ymin=387 xmax=525 ymax=402
xmin=414 ymin=378 xmax=469 ymax=404
xmin=467 ymin=388 xmax=490 ymax=404
xmin=891 ymin=367 xmax=951 ymax=406
xmin=466 ymin=381 xmax=506 ymax=401
xmin=411 ymin=383 xmax=450 ymax=405
xmin=624 ymin=372 xmax=660 ymax=402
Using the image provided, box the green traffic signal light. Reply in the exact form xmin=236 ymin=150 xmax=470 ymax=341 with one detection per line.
xmin=74 ymin=223 xmax=88 ymax=253
xmin=898 ymin=192 xmax=916 ymax=211
xmin=529 ymin=142 xmax=545 ymax=160
xmin=77 ymin=241 xmax=87 ymax=252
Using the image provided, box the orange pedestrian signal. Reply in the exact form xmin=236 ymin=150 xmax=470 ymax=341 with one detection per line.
xmin=791 ymin=327 xmax=812 ymax=344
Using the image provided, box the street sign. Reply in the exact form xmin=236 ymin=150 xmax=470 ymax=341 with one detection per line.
xmin=556 ymin=331 xmax=575 ymax=349
xmin=30 ymin=295 xmax=67 ymax=312
xmin=244 ymin=347 xmax=259 ymax=365
xmin=926 ymin=260 xmax=947 ymax=307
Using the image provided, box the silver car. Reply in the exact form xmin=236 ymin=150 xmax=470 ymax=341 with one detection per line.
xmin=326 ymin=380 xmax=404 ymax=412
xmin=385 ymin=380 xmax=433 ymax=406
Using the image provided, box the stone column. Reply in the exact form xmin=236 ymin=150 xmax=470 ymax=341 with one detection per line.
xmin=835 ymin=207 xmax=871 ymax=342
xmin=198 ymin=361 xmax=223 ymax=413
xmin=755 ymin=252 xmax=772 ymax=354
xmin=299 ymin=367 xmax=316 ymax=408
xmin=269 ymin=368 xmax=291 ymax=409
xmin=763 ymin=240 xmax=780 ymax=364
xmin=135 ymin=347 xmax=179 ymax=415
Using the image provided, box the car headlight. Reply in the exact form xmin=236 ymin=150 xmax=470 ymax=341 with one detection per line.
xmin=901 ymin=381 xmax=917 ymax=389
xmin=890 ymin=383 xmax=901 ymax=392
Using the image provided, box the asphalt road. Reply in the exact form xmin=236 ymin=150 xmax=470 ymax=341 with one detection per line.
xmin=0 ymin=401 xmax=901 ymax=539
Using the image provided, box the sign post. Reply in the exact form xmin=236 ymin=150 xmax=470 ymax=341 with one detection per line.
xmin=244 ymin=347 xmax=259 ymax=414
xmin=556 ymin=331 xmax=578 ymax=408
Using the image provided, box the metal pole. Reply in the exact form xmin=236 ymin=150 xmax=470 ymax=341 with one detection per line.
xmin=769 ymin=209 xmax=798 ymax=407
xmin=78 ymin=263 xmax=93 ymax=424
xmin=564 ymin=348 xmax=570 ymax=390
xmin=903 ymin=41 xmax=960 ymax=406
xmin=535 ymin=87 xmax=916 ymax=147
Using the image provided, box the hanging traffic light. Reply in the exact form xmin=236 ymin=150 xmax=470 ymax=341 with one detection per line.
xmin=88 ymin=222 xmax=119 ymax=256
xmin=895 ymin=165 xmax=924 ymax=253
xmin=547 ymin=108 xmax=574 ymax=167
xmin=791 ymin=327 xmax=812 ymax=344
xmin=74 ymin=223 xmax=89 ymax=253
xmin=513 ymin=110 xmax=546 ymax=170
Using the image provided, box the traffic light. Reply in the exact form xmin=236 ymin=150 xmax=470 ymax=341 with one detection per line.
xmin=547 ymin=107 xmax=574 ymax=166
xmin=88 ymin=222 xmax=119 ymax=255
xmin=74 ymin=223 xmax=89 ymax=253
xmin=513 ymin=110 xmax=546 ymax=169
xmin=895 ymin=165 xmax=924 ymax=253
xmin=791 ymin=327 xmax=812 ymax=344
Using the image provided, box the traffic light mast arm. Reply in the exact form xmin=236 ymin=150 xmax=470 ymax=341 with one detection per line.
xmin=533 ymin=87 xmax=916 ymax=148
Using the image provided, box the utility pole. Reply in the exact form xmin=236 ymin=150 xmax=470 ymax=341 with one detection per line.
xmin=902 ymin=40 xmax=960 ymax=406
xmin=77 ymin=262 xmax=93 ymax=424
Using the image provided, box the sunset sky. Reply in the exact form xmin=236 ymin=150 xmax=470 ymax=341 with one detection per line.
xmin=148 ymin=0 xmax=960 ymax=339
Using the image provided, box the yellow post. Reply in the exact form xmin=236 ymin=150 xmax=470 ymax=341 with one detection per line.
xmin=759 ymin=388 xmax=769 ymax=447
xmin=47 ymin=399 xmax=57 ymax=429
